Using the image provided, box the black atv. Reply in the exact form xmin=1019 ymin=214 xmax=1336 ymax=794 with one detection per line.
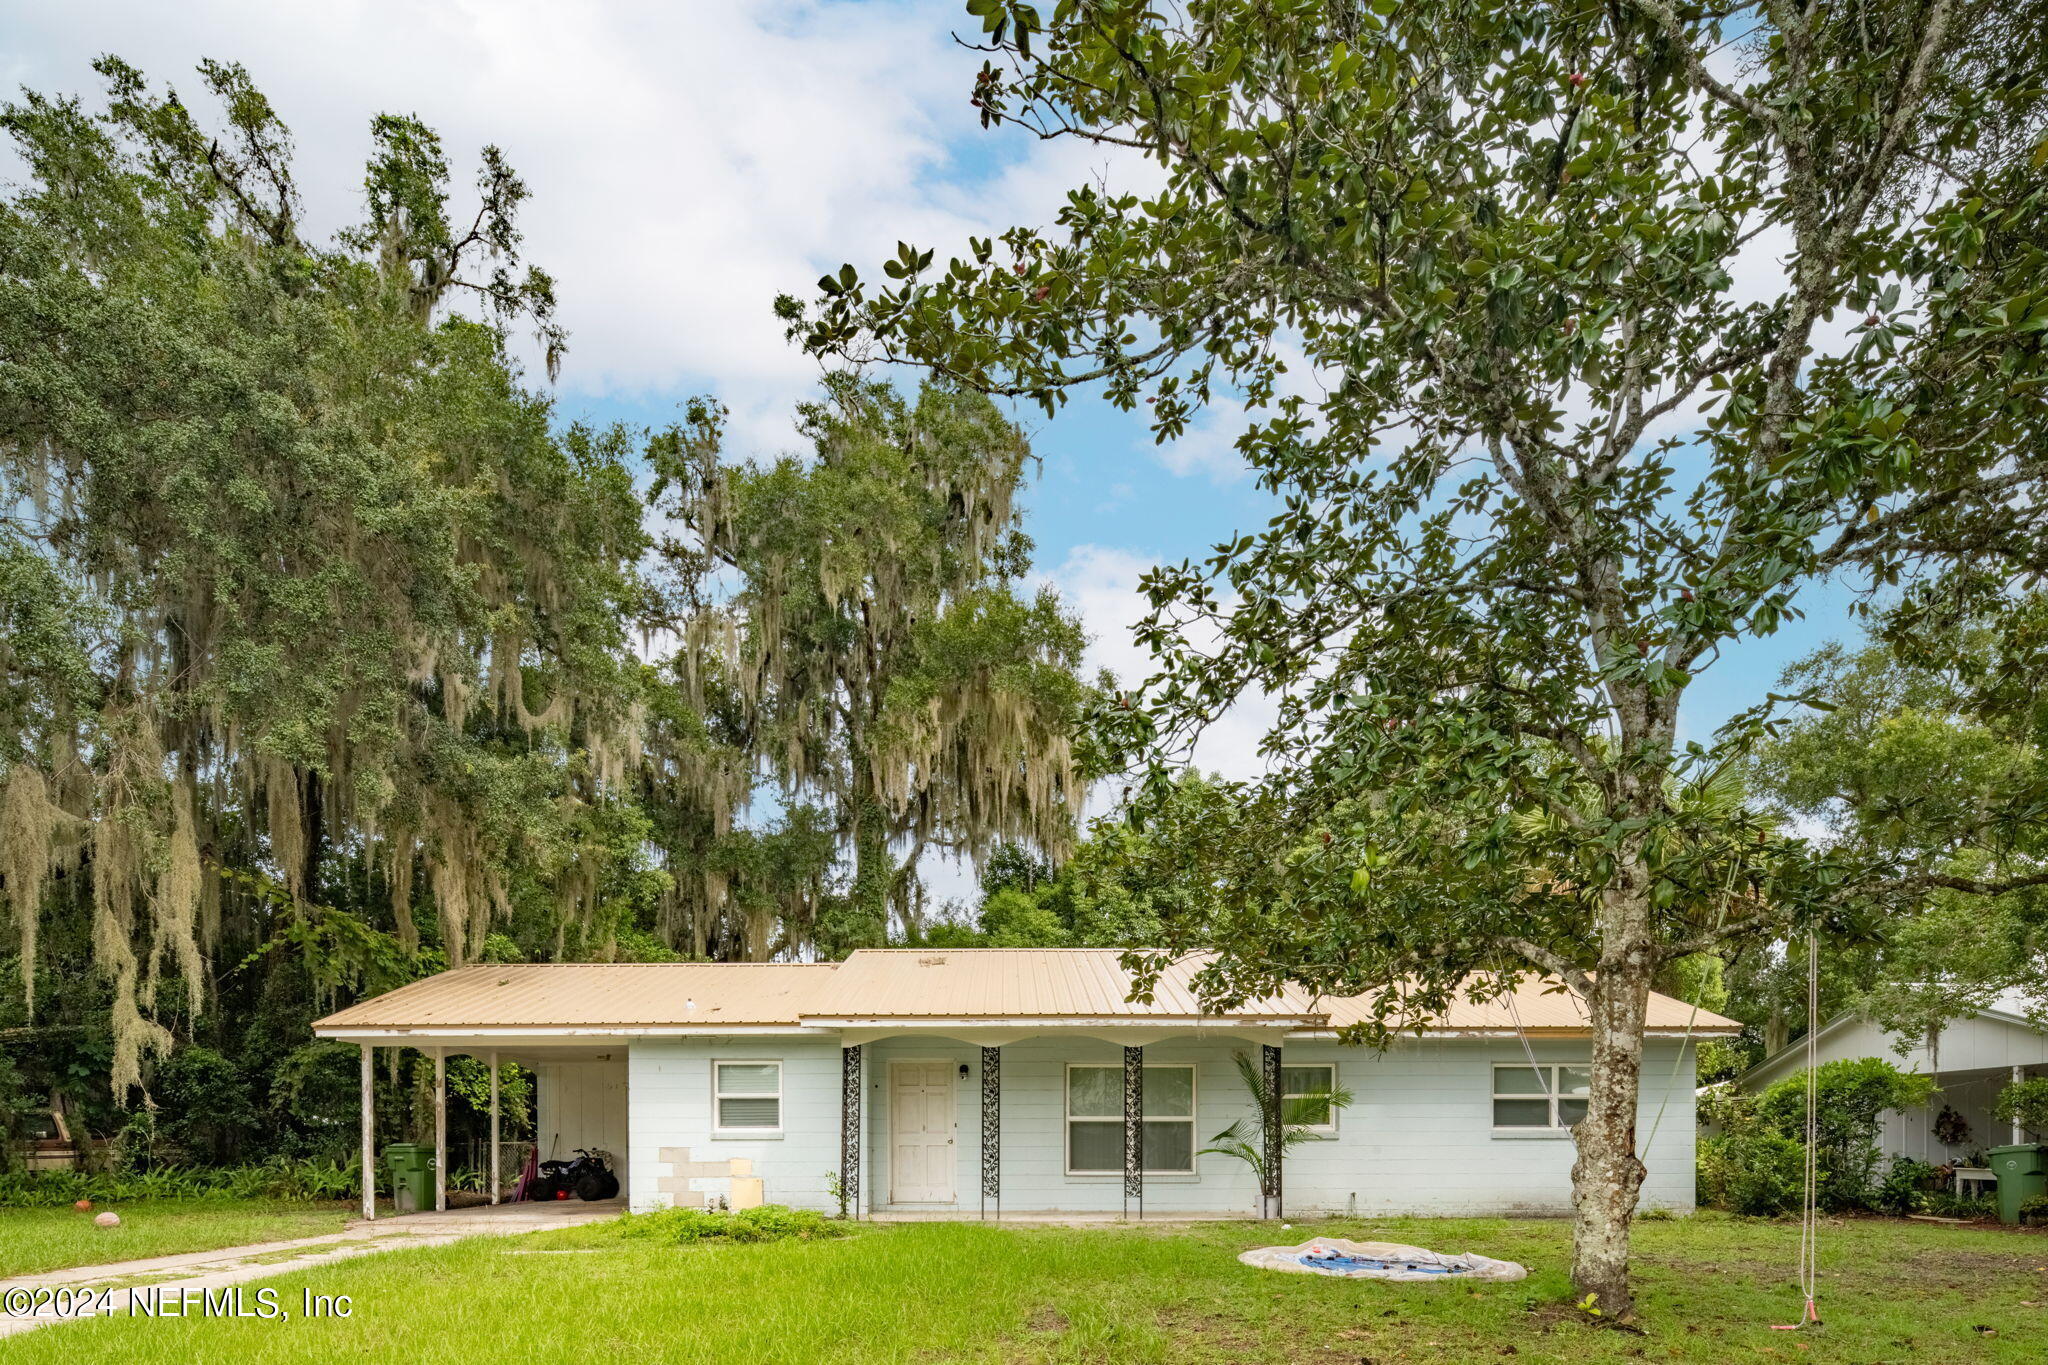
xmin=529 ymin=1147 xmax=619 ymax=1202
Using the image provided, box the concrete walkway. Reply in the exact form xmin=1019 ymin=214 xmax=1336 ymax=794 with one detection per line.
xmin=0 ymin=1199 xmax=622 ymax=1337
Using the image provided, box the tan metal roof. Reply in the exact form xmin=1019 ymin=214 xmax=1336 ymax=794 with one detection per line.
xmin=310 ymin=951 xmax=1737 ymax=1035
xmin=809 ymin=949 xmax=1320 ymax=1020
xmin=311 ymin=963 xmax=837 ymax=1029
xmin=1319 ymin=977 xmax=1739 ymax=1035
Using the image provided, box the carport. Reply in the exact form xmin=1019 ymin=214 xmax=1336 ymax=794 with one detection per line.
xmin=314 ymin=981 xmax=636 ymax=1220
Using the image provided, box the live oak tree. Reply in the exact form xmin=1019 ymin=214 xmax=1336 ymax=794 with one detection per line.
xmin=0 ymin=59 xmax=650 ymax=1094
xmin=649 ymin=377 xmax=1095 ymax=954
xmin=786 ymin=1 xmax=2048 ymax=1315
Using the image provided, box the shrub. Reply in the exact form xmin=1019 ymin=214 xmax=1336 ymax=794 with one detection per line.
xmin=154 ymin=1047 xmax=259 ymax=1164
xmin=1757 ymin=1058 xmax=1935 ymax=1210
xmin=2019 ymin=1193 xmax=2048 ymax=1226
xmin=1874 ymin=1155 xmax=1939 ymax=1216
xmin=610 ymin=1204 xmax=848 ymax=1245
xmin=1697 ymin=1132 xmax=1806 ymax=1216
xmin=272 ymin=1042 xmax=369 ymax=1139
xmin=1922 ymin=1191 xmax=1995 ymax=1220
xmin=1992 ymin=1077 xmax=2048 ymax=1139
xmin=0 ymin=1157 xmax=361 ymax=1207
xmin=1696 ymin=1083 xmax=1759 ymax=1135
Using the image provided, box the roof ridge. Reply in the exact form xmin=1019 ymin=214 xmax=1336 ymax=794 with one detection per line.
xmin=438 ymin=960 xmax=838 ymax=968
xmin=846 ymin=946 xmax=1148 ymax=953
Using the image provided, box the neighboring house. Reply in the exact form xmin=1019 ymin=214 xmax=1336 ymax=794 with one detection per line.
xmin=313 ymin=948 xmax=1734 ymax=1219
xmin=1735 ymin=989 xmax=2048 ymax=1161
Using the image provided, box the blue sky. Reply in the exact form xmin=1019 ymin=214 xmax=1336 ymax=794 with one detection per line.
xmin=4 ymin=0 xmax=1870 ymax=895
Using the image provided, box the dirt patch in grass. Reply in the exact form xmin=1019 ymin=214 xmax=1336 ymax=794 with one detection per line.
xmin=1149 ymin=1310 xmax=1308 ymax=1363
xmin=1832 ymin=1244 xmax=2048 ymax=1294
xmin=1519 ymin=1300 xmax=1584 ymax=1334
xmin=1022 ymin=1305 xmax=1068 ymax=1334
xmin=1149 ymin=1304 xmax=1523 ymax=1365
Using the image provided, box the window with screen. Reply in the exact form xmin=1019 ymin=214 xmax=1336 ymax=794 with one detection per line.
xmin=1066 ymin=1064 xmax=1196 ymax=1173
xmin=713 ymin=1061 xmax=782 ymax=1132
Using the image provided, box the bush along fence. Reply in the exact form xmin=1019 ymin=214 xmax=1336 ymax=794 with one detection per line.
xmin=0 ymin=1156 xmax=363 ymax=1207
xmin=0 ymin=1155 xmax=518 ymax=1208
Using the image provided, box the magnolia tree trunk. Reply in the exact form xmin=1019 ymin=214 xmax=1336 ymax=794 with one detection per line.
xmin=1569 ymin=893 xmax=1658 ymax=1320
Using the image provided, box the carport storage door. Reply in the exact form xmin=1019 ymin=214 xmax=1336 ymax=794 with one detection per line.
xmin=536 ymin=1058 xmax=629 ymax=1197
xmin=889 ymin=1061 xmax=956 ymax=1203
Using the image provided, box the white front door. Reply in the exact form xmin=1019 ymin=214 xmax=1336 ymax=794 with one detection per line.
xmin=889 ymin=1061 xmax=956 ymax=1203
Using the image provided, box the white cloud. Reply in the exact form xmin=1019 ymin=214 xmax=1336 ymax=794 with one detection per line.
xmin=1148 ymin=337 xmax=1333 ymax=484
xmin=0 ymin=0 xmax=1140 ymax=451
xmin=1043 ymin=543 xmax=1280 ymax=791
xmin=1153 ymin=411 xmax=1255 ymax=483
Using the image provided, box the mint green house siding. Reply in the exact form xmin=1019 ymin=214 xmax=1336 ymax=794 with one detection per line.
xmin=626 ymin=1033 xmax=1699 ymax=1217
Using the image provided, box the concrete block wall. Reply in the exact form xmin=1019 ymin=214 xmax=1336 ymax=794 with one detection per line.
xmin=627 ymin=1036 xmax=843 ymax=1214
xmin=625 ymin=1033 xmax=1699 ymax=1217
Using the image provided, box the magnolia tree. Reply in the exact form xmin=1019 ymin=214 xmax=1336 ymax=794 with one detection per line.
xmin=785 ymin=0 xmax=2048 ymax=1317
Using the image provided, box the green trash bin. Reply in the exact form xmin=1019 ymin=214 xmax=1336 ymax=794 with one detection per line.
xmin=383 ymin=1143 xmax=435 ymax=1214
xmin=1986 ymin=1143 xmax=2047 ymax=1226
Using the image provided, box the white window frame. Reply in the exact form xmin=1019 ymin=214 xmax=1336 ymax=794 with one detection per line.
xmin=1064 ymin=1062 xmax=1197 ymax=1176
xmin=1280 ymin=1062 xmax=1340 ymax=1134
xmin=712 ymin=1059 xmax=783 ymax=1135
xmin=1490 ymin=1063 xmax=1589 ymax=1132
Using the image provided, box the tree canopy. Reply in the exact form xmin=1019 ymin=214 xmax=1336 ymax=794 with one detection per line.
xmin=0 ymin=58 xmax=1096 ymax=1151
xmin=0 ymin=57 xmax=649 ymax=1095
xmin=786 ymin=0 xmax=2048 ymax=1315
xmin=650 ymin=376 xmax=1096 ymax=954
xmin=1744 ymin=632 xmax=2048 ymax=1052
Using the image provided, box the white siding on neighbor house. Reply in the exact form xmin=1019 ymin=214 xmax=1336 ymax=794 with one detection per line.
xmin=535 ymin=1057 xmax=630 ymax=1198
xmin=1739 ymin=1008 xmax=2048 ymax=1161
xmin=1877 ymin=1070 xmax=2011 ymax=1162
xmin=1744 ymin=1010 xmax=2047 ymax=1091
xmin=627 ymin=1036 xmax=845 ymax=1213
xmin=626 ymin=1033 xmax=1698 ymax=1217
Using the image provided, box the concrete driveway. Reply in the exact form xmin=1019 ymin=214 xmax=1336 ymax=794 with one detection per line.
xmin=0 ymin=1198 xmax=623 ymax=1337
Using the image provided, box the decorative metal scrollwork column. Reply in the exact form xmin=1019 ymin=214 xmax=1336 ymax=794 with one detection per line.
xmin=980 ymin=1046 xmax=1000 ymax=1220
xmin=1261 ymin=1044 xmax=1284 ymax=1219
xmin=1122 ymin=1045 xmax=1144 ymax=1220
xmin=840 ymin=1045 xmax=862 ymax=1219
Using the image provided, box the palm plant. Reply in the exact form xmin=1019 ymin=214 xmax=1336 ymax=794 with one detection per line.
xmin=1201 ymin=1051 xmax=1353 ymax=1218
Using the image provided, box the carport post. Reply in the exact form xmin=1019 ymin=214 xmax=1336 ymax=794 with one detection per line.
xmin=360 ymin=1043 xmax=375 ymax=1221
xmin=489 ymin=1049 xmax=501 ymax=1205
xmin=434 ymin=1047 xmax=447 ymax=1213
xmin=2017 ymin=1065 xmax=2028 ymax=1145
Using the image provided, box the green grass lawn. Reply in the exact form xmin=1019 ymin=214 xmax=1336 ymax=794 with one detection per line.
xmin=2 ymin=1213 xmax=2041 ymax=1363
xmin=0 ymin=1200 xmax=354 ymax=1279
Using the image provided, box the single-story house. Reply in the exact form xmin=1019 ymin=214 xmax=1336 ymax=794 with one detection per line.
xmin=1735 ymin=988 xmax=2046 ymax=1161
xmin=312 ymin=948 xmax=1735 ymax=1220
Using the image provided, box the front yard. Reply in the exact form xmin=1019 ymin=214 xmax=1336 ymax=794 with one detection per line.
xmin=0 ymin=1200 xmax=354 ymax=1278
xmin=3 ymin=1213 xmax=2041 ymax=1363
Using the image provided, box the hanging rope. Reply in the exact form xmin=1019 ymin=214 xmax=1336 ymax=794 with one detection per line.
xmin=1500 ymin=959 xmax=1559 ymax=1116
xmin=1772 ymin=929 xmax=1823 ymax=1331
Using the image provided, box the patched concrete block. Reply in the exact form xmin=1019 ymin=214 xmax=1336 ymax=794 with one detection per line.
xmin=651 ymin=1145 xmax=760 ymax=1210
